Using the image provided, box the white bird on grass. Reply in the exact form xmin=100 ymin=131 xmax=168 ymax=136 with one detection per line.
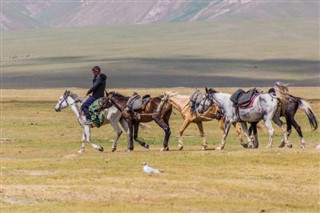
xmin=142 ymin=162 xmax=163 ymax=174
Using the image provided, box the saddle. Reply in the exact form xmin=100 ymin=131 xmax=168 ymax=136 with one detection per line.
xmin=230 ymin=88 xmax=258 ymax=107
xmin=230 ymin=88 xmax=259 ymax=122
xmin=189 ymin=89 xmax=204 ymax=112
xmin=126 ymin=93 xmax=151 ymax=111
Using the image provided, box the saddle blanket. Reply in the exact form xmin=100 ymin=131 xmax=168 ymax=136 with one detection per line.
xmin=89 ymin=98 xmax=105 ymax=128
xmin=238 ymin=94 xmax=259 ymax=109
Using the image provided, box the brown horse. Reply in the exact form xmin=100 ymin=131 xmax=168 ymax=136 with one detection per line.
xmin=158 ymin=91 xmax=245 ymax=150
xmin=99 ymin=91 xmax=172 ymax=151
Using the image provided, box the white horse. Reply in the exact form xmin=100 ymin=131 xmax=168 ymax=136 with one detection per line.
xmin=198 ymin=83 xmax=290 ymax=149
xmin=55 ymin=89 xmax=129 ymax=153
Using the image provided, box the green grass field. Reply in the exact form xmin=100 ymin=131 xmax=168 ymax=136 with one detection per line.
xmin=1 ymin=88 xmax=319 ymax=212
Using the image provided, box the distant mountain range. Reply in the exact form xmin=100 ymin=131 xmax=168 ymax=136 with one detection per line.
xmin=1 ymin=0 xmax=319 ymax=31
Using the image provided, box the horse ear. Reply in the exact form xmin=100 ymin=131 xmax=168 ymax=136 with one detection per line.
xmin=64 ymin=89 xmax=69 ymax=96
xmin=205 ymin=87 xmax=208 ymax=93
xmin=105 ymin=89 xmax=108 ymax=96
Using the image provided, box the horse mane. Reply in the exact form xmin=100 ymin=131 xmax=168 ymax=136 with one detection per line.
xmin=67 ymin=89 xmax=83 ymax=102
xmin=165 ymin=91 xmax=189 ymax=99
xmin=208 ymin=88 xmax=218 ymax=94
xmin=109 ymin=91 xmax=126 ymax=98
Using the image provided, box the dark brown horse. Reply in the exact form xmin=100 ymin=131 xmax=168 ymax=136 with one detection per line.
xmin=99 ymin=91 xmax=172 ymax=151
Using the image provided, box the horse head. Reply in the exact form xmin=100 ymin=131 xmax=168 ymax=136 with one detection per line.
xmin=198 ymin=87 xmax=217 ymax=114
xmin=55 ymin=89 xmax=82 ymax=112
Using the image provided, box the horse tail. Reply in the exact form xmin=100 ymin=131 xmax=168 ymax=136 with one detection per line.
xmin=297 ymin=98 xmax=318 ymax=131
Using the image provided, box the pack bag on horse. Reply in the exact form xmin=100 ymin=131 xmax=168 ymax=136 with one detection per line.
xmin=198 ymin=82 xmax=290 ymax=149
xmin=248 ymin=87 xmax=318 ymax=148
xmin=124 ymin=92 xmax=151 ymax=119
xmin=55 ymin=89 xmax=129 ymax=153
xmin=189 ymin=89 xmax=224 ymax=120
xmin=157 ymin=90 xmax=244 ymax=151
xmin=99 ymin=91 xmax=172 ymax=151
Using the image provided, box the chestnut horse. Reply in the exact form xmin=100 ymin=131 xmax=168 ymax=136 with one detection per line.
xmin=99 ymin=91 xmax=172 ymax=151
xmin=158 ymin=91 xmax=245 ymax=150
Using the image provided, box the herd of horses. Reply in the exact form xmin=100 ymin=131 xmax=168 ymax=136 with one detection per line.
xmin=54 ymin=82 xmax=318 ymax=153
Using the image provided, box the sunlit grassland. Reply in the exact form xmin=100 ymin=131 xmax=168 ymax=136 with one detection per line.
xmin=1 ymin=88 xmax=319 ymax=212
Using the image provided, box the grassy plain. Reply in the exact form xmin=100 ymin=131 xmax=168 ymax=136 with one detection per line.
xmin=2 ymin=19 xmax=319 ymax=88
xmin=1 ymin=87 xmax=319 ymax=212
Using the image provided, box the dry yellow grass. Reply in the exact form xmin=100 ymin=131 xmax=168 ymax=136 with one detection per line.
xmin=1 ymin=88 xmax=319 ymax=212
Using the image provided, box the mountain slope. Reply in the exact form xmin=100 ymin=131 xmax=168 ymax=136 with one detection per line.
xmin=1 ymin=0 xmax=318 ymax=30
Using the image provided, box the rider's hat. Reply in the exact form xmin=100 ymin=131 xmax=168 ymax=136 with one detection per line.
xmin=92 ymin=66 xmax=101 ymax=72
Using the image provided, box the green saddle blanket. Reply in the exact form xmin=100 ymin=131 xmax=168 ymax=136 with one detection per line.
xmin=89 ymin=98 xmax=105 ymax=128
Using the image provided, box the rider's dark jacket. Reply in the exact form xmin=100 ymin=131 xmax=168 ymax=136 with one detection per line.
xmin=88 ymin=73 xmax=107 ymax=98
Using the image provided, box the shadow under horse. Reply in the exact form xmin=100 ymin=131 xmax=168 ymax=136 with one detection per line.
xmin=99 ymin=91 xmax=172 ymax=151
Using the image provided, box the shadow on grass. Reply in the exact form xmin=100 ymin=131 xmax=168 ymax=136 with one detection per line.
xmin=2 ymin=57 xmax=319 ymax=88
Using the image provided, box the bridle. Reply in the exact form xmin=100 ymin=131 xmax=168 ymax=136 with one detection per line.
xmin=56 ymin=90 xmax=80 ymax=111
xmin=199 ymin=91 xmax=224 ymax=119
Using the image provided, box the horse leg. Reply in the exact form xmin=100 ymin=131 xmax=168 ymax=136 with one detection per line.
xmin=241 ymin=122 xmax=255 ymax=148
xmin=79 ymin=129 xmax=86 ymax=153
xmin=272 ymin=116 xmax=290 ymax=148
xmin=248 ymin=122 xmax=259 ymax=148
xmin=279 ymin=116 xmax=292 ymax=148
xmin=232 ymin=122 xmax=246 ymax=148
xmin=127 ymin=121 xmax=134 ymax=151
xmin=264 ymin=119 xmax=275 ymax=148
xmin=120 ymin=117 xmax=130 ymax=149
xmin=291 ymin=118 xmax=305 ymax=148
xmin=253 ymin=123 xmax=259 ymax=148
xmin=178 ymin=119 xmax=191 ymax=151
xmin=84 ymin=125 xmax=104 ymax=152
xmin=154 ymin=118 xmax=171 ymax=151
xmin=216 ymin=120 xmax=231 ymax=150
xmin=110 ymin=120 xmax=123 ymax=152
xmin=133 ymin=122 xmax=150 ymax=149
xmin=196 ymin=122 xmax=207 ymax=150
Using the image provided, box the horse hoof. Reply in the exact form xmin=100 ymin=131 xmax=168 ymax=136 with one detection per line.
xmin=111 ymin=148 xmax=116 ymax=152
xmin=278 ymin=141 xmax=285 ymax=148
xmin=287 ymin=144 xmax=293 ymax=148
xmin=215 ymin=147 xmax=223 ymax=151
xmin=99 ymin=147 xmax=104 ymax=152
xmin=161 ymin=147 xmax=169 ymax=151
xmin=301 ymin=144 xmax=306 ymax=149
xmin=178 ymin=145 xmax=183 ymax=151
xmin=241 ymin=143 xmax=248 ymax=148
xmin=202 ymin=146 xmax=207 ymax=151
xmin=144 ymin=144 xmax=150 ymax=149
xmin=127 ymin=149 xmax=134 ymax=152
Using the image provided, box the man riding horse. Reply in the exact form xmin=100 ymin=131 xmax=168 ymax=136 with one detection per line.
xmin=81 ymin=66 xmax=107 ymax=125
